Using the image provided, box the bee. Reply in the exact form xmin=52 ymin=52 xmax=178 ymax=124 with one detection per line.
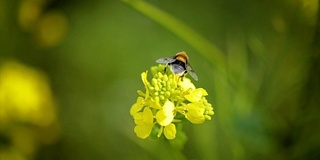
xmin=156 ymin=51 xmax=198 ymax=81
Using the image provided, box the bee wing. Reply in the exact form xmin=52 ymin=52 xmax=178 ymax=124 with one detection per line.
xmin=186 ymin=63 xmax=198 ymax=81
xmin=156 ymin=56 xmax=176 ymax=64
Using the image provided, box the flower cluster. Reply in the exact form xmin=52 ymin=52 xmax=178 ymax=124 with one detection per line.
xmin=130 ymin=65 xmax=214 ymax=140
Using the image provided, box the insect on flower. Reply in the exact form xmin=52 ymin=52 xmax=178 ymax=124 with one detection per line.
xmin=156 ymin=51 xmax=198 ymax=81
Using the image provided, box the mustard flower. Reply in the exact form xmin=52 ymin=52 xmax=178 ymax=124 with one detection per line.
xmin=130 ymin=64 xmax=214 ymax=140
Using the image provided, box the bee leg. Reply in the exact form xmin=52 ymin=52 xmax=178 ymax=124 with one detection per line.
xmin=179 ymin=70 xmax=187 ymax=81
xmin=163 ymin=64 xmax=170 ymax=73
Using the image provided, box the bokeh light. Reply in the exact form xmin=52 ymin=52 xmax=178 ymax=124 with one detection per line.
xmin=0 ymin=61 xmax=60 ymax=160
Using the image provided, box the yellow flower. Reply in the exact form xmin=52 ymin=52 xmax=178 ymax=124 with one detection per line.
xmin=130 ymin=64 xmax=214 ymax=140
xmin=0 ymin=61 xmax=60 ymax=159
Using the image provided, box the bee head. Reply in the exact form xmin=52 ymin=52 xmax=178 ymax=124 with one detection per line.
xmin=175 ymin=51 xmax=189 ymax=63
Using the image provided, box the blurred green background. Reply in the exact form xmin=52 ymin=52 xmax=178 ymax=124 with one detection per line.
xmin=1 ymin=0 xmax=319 ymax=159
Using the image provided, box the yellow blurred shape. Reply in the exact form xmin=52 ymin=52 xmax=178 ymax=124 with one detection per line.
xmin=17 ymin=0 xmax=68 ymax=47
xmin=18 ymin=0 xmax=46 ymax=31
xmin=300 ymin=0 xmax=318 ymax=25
xmin=0 ymin=61 xmax=57 ymax=128
xmin=0 ymin=147 xmax=25 ymax=160
xmin=35 ymin=10 xmax=68 ymax=47
xmin=272 ymin=15 xmax=286 ymax=33
xmin=11 ymin=127 xmax=38 ymax=156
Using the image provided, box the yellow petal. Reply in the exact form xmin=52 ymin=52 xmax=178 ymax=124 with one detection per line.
xmin=164 ymin=123 xmax=176 ymax=140
xmin=133 ymin=112 xmax=144 ymax=125
xmin=179 ymin=78 xmax=195 ymax=91
xmin=141 ymin=71 xmax=149 ymax=86
xmin=163 ymin=101 xmax=174 ymax=112
xmin=143 ymin=107 xmax=154 ymax=125
xmin=185 ymin=89 xmax=203 ymax=102
xmin=149 ymin=100 xmax=162 ymax=109
xmin=185 ymin=103 xmax=206 ymax=124
xmin=186 ymin=111 xmax=205 ymax=124
xmin=130 ymin=97 xmax=144 ymax=116
xmin=198 ymin=88 xmax=208 ymax=96
xmin=134 ymin=124 xmax=153 ymax=139
xmin=156 ymin=110 xmax=173 ymax=126
xmin=156 ymin=101 xmax=174 ymax=126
